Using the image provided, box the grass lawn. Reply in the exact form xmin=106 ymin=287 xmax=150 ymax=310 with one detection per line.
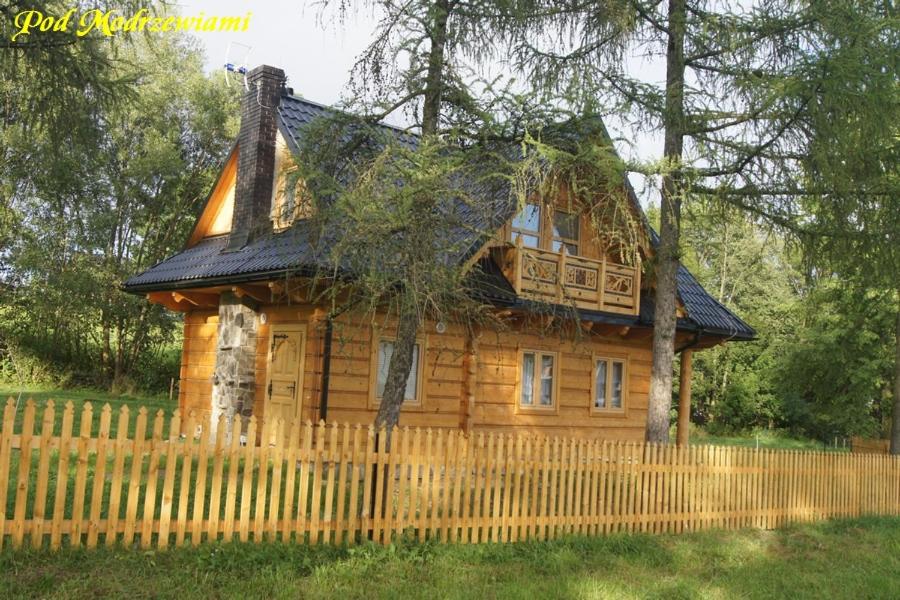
xmin=0 ymin=517 xmax=897 ymax=599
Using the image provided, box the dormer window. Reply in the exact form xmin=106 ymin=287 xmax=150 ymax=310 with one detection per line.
xmin=511 ymin=203 xmax=581 ymax=256
xmin=551 ymin=210 xmax=579 ymax=255
xmin=272 ymin=166 xmax=312 ymax=231
xmin=511 ymin=202 xmax=541 ymax=248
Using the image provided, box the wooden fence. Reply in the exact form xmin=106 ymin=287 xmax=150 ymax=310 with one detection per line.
xmin=851 ymin=437 xmax=891 ymax=455
xmin=1 ymin=399 xmax=899 ymax=551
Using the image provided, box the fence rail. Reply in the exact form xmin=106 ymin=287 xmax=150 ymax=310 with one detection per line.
xmin=1 ymin=399 xmax=899 ymax=551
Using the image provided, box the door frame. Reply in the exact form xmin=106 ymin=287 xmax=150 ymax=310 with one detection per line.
xmin=264 ymin=323 xmax=307 ymax=424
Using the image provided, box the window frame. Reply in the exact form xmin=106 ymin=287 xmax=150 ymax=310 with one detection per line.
xmin=590 ymin=354 xmax=628 ymax=416
xmin=516 ymin=348 xmax=560 ymax=414
xmin=550 ymin=209 xmax=580 ymax=255
xmin=510 ymin=202 xmax=542 ymax=249
xmin=509 ymin=202 xmax=589 ymax=259
xmin=272 ymin=166 xmax=313 ymax=231
xmin=368 ymin=331 xmax=427 ymax=411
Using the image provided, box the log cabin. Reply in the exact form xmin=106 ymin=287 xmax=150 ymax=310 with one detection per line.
xmin=123 ymin=65 xmax=755 ymax=443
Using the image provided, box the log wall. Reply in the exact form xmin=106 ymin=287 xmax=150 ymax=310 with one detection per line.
xmin=179 ymin=304 xmax=653 ymax=440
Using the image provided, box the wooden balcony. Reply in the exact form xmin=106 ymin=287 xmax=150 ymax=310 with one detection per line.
xmin=498 ymin=239 xmax=642 ymax=315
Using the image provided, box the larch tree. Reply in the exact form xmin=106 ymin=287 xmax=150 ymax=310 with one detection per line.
xmin=510 ymin=0 xmax=816 ymax=441
xmin=787 ymin=1 xmax=899 ymax=452
xmin=309 ymin=0 xmax=566 ymax=434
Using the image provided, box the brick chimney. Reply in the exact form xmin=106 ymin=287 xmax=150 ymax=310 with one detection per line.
xmin=227 ymin=65 xmax=286 ymax=251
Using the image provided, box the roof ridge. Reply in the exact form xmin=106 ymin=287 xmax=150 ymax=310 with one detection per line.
xmin=280 ymin=93 xmax=420 ymax=138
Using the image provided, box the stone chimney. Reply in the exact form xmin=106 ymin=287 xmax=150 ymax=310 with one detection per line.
xmin=227 ymin=65 xmax=286 ymax=251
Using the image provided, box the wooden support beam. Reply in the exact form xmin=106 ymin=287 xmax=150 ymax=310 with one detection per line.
xmin=617 ymin=326 xmax=631 ymax=338
xmin=171 ymin=291 xmax=218 ymax=308
xmin=676 ymin=348 xmax=693 ymax=446
xmin=172 ymin=292 xmax=198 ymax=306
xmin=231 ymin=285 xmax=268 ymax=304
xmin=146 ymin=292 xmax=187 ymax=312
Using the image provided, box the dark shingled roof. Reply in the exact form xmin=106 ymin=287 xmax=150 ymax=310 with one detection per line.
xmin=124 ymin=94 xmax=755 ymax=341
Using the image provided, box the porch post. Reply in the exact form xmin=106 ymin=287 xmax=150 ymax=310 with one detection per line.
xmin=676 ymin=348 xmax=693 ymax=446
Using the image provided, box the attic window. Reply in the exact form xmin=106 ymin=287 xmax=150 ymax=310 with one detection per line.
xmin=511 ymin=203 xmax=540 ymax=248
xmin=272 ymin=167 xmax=312 ymax=230
xmin=551 ymin=210 xmax=579 ymax=255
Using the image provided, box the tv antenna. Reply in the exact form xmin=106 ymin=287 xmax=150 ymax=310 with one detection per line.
xmin=224 ymin=42 xmax=252 ymax=91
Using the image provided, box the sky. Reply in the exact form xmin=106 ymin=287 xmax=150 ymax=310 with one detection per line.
xmin=175 ymin=0 xmax=663 ymax=203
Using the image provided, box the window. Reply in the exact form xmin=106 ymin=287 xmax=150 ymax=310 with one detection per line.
xmin=375 ymin=340 xmax=422 ymax=405
xmin=511 ymin=203 xmax=541 ymax=248
xmin=551 ymin=210 xmax=580 ymax=255
xmin=520 ymin=350 xmax=557 ymax=410
xmin=593 ymin=357 xmax=626 ymax=412
xmin=272 ymin=167 xmax=312 ymax=230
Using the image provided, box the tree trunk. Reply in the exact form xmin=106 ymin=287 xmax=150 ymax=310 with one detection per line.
xmin=421 ymin=0 xmax=450 ymax=136
xmin=890 ymin=298 xmax=900 ymax=455
xmin=373 ymin=0 xmax=450 ymax=445
xmin=646 ymin=0 xmax=686 ymax=443
xmin=375 ymin=299 xmax=419 ymax=445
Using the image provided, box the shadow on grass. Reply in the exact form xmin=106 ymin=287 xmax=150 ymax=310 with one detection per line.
xmin=1 ymin=517 xmax=899 ymax=599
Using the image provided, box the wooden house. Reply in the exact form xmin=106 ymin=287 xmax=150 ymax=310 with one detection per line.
xmin=124 ymin=65 xmax=755 ymax=442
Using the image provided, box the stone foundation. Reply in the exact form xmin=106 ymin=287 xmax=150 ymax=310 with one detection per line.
xmin=210 ymin=292 xmax=258 ymax=442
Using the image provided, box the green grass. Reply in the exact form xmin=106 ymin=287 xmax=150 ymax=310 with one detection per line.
xmin=0 ymin=517 xmax=898 ymax=599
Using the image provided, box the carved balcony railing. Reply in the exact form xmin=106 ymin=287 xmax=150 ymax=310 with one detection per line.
xmin=499 ymin=238 xmax=642 ymax=315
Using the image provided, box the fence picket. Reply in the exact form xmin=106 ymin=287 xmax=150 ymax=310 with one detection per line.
xmin=334 ymin=423 xmax=350 ymax=545
xmin=176 ymin=411 xmax=196 ymax=547
xmin=31 ymin=401 xmax=55 ymax=549
xmin=192 ymin=414 xmax=213 ymax=546
xmin=157 ymin=410 xmax=181 ymax=548
xmin=347 ymin=424 xmax=363 ymax=545
xmin=69 ymin=403 xmax=94 ymax=548
xmin=122 ymin=407 xmax=147 ymax=547
xmin=12 ymin=400 xmax=36 ymax=549
xmin=106 ymin=407 xmax=130 ymax=547
xmin=207 ymin=416 xmax=228 ymax=543
xmin=280 ymin=420 xmax=300 ymax=543
xmin=86 ymin=404 xmax=112 ymax=548
xmin=0 ymin=400 xmax=16 ymax=550
xmin=238 ymin=417 xmax=257 ymax=543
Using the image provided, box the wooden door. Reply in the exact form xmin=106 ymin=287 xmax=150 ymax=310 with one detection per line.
xmin=265 ymin=325 xmax=306 ymax=430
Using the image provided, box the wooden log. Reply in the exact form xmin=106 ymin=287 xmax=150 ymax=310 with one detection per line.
xmin=676 ymin=349 xmax=693 ymax=446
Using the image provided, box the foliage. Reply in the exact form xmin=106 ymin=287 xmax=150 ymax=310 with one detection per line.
xmin=787 ymin=0 xmax=899 ymax=450
xmin=298 ymin=119 xmax=511 ymax=328
xmin=0 ymin=34 xmax=239 ymax=392
xmin=1 ymin=518 xmax=900 ymax=598
xmin=677 ymin=202 xmax=802 ymax=433
xmin=777 ymin=283 xmax=896 ymax=440
xmin=0 ymin=0 xmax=158 ymax=254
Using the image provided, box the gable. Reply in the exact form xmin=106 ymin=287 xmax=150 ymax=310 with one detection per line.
xmin=187 ymin=147 xmax=238 ymax=247
xmin=187 ymin=132 xmax=307 ymax=247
